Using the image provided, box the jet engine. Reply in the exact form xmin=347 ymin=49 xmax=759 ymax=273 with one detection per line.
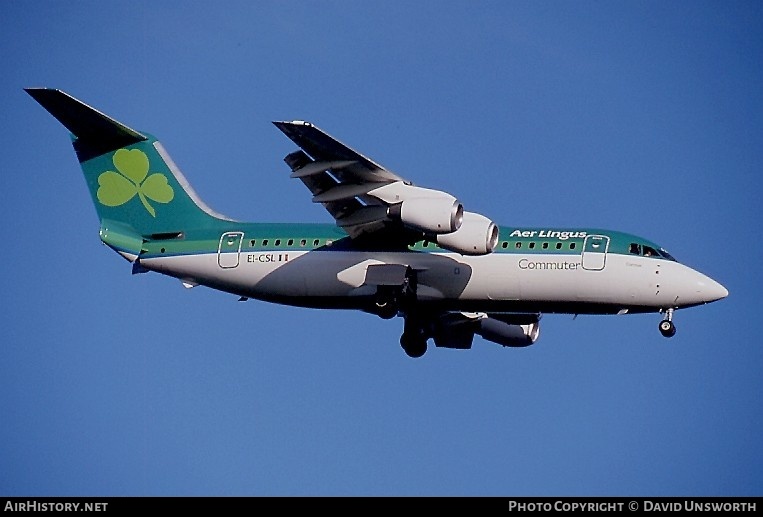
xmin=388 ymin=196 xmax=463 ymax=234
xmin=430 ymin=313 xmax=540 ymax=349
xmin=475 ymin=318 xmax=540 ymax=347
xmin=435 ymin=211 xmax=499 ymax=256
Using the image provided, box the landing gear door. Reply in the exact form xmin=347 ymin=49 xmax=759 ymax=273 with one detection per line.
xmin=218 ymin=231 xmax=244 ymax=268
xmin=582 ymin=235 xmax=609 ymax=271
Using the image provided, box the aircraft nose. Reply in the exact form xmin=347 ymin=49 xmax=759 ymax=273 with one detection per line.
xmin=696 ymin=275 xmax=728 ymax=303
xmin=673 ymin=266 xmax=729 ymax=307
xmin=706 ymin=278 xmax=728 ymax=302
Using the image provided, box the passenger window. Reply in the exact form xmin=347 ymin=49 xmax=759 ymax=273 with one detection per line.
xmin=501 ymin=242 xmax=508 ymax=249
xmin=569 ymin=242 xmax=576 ymax=250
xmin=313 ymin=239 xmax=319 ymax=246
xmin=515 ymin=242 xmax=522 ymax=249
xmin=287 ymin=239 xmax=294 ymax=246
xmin=275 ymin=239 xmax=281 ymax=246
xmin=542 ymin=242 xmax=549 ymax=249
xmin=262 ymin=239 xmax=269 ymax=246
xmin=250 ymin=239 xmax=256 ymax=247
xmin=556 ymin=242 xmax=562 ymax=249
xmin=300 ymin=239 xmax=306 ymax=246
xmin=529 ymin=242 xmax=535 ymax=249
xmin=629 ymin=243 xmax=641 ymax=255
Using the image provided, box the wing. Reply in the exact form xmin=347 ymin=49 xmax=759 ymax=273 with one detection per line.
xmin=273 ymin=120 xmax=405 ymax=241
xmin=273 ymin=121 xmax=499 ymax=255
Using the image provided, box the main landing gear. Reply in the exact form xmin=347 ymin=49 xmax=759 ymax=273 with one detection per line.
xmin=373 ymin=288 xmax=399 ymax=320
xmin=371 ymin=266 xmax=417 ymax=320
xmin=400 ymin=315 xmax=429 ymax=358
xmin=366 ymin=266 xmax=428 ymax=357
xmin=659 ymin=308 xmax=677 ymax=338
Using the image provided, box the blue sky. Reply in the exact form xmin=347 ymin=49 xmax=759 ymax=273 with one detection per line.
xmin=2 ymin=1 xmax=761 ymax=496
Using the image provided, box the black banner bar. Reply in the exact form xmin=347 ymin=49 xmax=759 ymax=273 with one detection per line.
xmin=2 ymin=497 xmax=761 ymax=512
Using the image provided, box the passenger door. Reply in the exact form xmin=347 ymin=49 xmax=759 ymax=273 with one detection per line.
xmin=582 ymin=235 xmax=609 ymax=271
xmin=218 ymin=231 xmax=244 ymax=268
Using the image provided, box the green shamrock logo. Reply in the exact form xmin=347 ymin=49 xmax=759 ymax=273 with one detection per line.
xmin=97 ymin=149 xmax=174 ymax=217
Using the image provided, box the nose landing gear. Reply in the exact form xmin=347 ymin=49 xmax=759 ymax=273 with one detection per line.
xmin=659 ymin=308 xmax=677 ymax=338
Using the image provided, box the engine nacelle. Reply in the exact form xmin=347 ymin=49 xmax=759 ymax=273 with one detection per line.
xmin=435 ymin=211 xmax=499 ymax=255
xmin=432 ymin=314 xmax=540 ymax=349
xmin=476 ymin=318 xmax=540 ymax=347
xmin=388 ymin=197 xmax=463 ymax=234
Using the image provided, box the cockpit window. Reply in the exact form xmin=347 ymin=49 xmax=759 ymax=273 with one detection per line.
xmin=659 ymin=248 xmax=677 ymax=262
xmin=630 ymin=241 xmax=677 ymax=261
xmin=643 ymin=245 xmax=659 ymax=257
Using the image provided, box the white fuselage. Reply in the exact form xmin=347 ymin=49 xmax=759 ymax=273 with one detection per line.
xmin=140 ymin=248 xmax=727 ymax=315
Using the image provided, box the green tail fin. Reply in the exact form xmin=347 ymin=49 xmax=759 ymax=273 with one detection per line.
xmin=26 ymin=88 xmax=230 ymax=253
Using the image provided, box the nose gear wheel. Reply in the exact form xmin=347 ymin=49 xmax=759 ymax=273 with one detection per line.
xmin=659 ymin=308 xmax=677 ymax=338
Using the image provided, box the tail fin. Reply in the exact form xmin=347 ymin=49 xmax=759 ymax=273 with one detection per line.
xmin=26 ymin=88 xmax=230 ymax=254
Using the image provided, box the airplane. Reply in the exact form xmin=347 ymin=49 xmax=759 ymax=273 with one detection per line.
xmin=26 ymin=87 xmax=728 ymax=358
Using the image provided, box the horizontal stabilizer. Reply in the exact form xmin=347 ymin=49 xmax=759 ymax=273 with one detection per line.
xmin=25 ymin=88 xmax=146 ymax=160
xmin=99 ymin=219 xmax=145 ymax=257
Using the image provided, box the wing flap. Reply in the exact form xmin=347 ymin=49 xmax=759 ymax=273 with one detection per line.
xmin=335 ymin=206 xmax=389 ymax=228
xmin=290 ymin=160 xmax=357 ymax=178
xmin=273 ymin=121 xmax=403 ymax=183
xmin=312 ymin=183 xmax=389 ymax=203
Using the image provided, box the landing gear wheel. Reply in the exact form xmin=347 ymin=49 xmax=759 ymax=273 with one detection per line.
xmin=659 ymin=319 xmax=676 ymax=338
xmin=400 ymin=333 xmax=427 ymax=358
